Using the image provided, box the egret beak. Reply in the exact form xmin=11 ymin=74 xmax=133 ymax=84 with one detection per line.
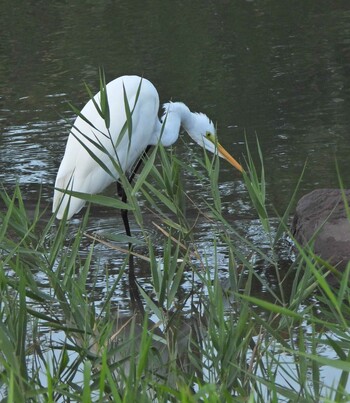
xmin=216 ymin=142 xmax=243 ymax=173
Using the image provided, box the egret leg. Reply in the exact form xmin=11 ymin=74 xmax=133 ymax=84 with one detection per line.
xmin=119 ymin=146 xmax=152 ymax=308
xmin=128 ymin=145 xmax=152 ymax=183
xmin=120 ymin=186 xmax=135 ymax=281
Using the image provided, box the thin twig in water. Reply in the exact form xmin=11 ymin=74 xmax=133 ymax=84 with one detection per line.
xmin=84 ymin=232 xmax=151 ymax=262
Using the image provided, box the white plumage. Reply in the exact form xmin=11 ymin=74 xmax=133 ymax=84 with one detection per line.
xmin=53 ymin=75 xmax=242 ymax=219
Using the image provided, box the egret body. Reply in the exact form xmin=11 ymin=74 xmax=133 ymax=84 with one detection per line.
xmin=53 ymin=75 xmax=242 ymax=219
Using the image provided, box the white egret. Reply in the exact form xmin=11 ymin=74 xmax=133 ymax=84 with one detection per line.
xmin=53 ymin=75 xmax=243 ymax=219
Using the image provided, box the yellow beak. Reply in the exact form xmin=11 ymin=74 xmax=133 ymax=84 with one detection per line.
xmin=216 ymin=142 xmax=243 ymax=173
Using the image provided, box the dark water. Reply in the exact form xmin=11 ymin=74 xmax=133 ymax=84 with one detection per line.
xmin=1 ymin=1 xmax=350 ymax=302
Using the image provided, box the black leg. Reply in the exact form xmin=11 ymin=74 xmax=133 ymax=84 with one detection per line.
xmin=119 ymin=146 xmax=152 ymax=310
xmin=128 ymin=145 xmax=152 ymax=183
xmin=120 ymin=186 xmax=141 ymax=308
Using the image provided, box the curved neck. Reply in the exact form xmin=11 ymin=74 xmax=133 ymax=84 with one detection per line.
xmin=157 ymin=102 xmax=193 ymax=147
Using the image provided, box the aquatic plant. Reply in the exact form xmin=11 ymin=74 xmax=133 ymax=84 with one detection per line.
xmin=0 ymin=76 xmax=349 ymax=402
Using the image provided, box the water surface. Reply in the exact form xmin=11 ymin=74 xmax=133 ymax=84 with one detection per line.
xmin=1 ymin=2 xmax=350 ymax=389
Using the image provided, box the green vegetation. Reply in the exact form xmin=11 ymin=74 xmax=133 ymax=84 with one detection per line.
xmin=1 ymin=141 xmax=350 ymax=402
xmin=1 ymin=79 xmax=350 ymax=402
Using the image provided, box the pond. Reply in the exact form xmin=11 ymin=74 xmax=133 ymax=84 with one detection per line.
xmin=1 ymin=1 xmax=350 ymax=400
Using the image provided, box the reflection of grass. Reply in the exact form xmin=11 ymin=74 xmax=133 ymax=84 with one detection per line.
xmin=1 ymin=142 xmax=350 ymax=402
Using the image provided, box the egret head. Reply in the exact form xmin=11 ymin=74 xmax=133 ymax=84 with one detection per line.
xmin=186 ymin=112 xmax=243 ymax=173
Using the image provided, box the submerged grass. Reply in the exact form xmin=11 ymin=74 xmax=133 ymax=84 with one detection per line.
xmin=1 ymin=79 xmax=350 ymax=401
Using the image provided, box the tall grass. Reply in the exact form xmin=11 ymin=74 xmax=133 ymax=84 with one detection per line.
xmin=0 ymin=75 xmax=350 ymax=402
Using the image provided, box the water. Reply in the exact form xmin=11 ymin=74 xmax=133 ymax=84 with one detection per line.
xmin=2 ymin=3 xmax=350 ymax=190
xmin=1 ymin=1 xmax=350 ymax=394
xmin=1 ymin=0 xmax=350 ymax=298
xmin=1 ymin=1 xmax=349 ymax=282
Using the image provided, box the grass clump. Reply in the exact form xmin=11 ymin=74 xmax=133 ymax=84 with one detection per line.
xmin=1 ymin=77 xmax=350 ymax=402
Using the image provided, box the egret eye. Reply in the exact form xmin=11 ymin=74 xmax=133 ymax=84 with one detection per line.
xmin=205 ymin=132 xmax=212 ymax=139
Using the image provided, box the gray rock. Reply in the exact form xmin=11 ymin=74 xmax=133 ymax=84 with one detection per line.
xmin=291 ymin=189 xmax=350 ymax=269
